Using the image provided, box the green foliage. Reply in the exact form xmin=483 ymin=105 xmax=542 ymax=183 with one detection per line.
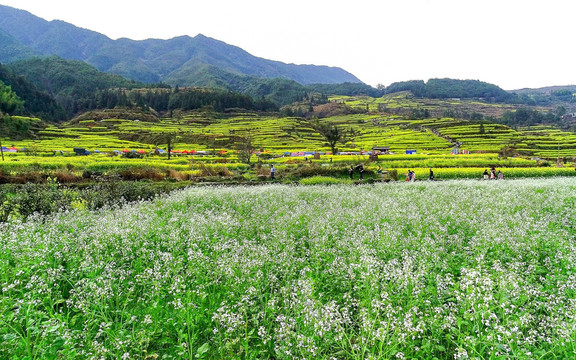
xmin=0 ymin=114 xmax=44 ymax=139
xmin=410 ymin=107 xmax=430 ymax=119
xmin=0 ymin=180 xmax=186 ymax=222
xmin=385 ymin=78 xmax=513 ymax=102
xmin=425 ymin=78 xmax=513 ymax=101
xmin=499 ymin=107 xmax=559 ymax=127
xmin=0 ymin=80 xmax=23 ymax=114
xmin=234 ymin=133 xmax=255 ymax=165
xmin=385 ymin=80 xmax=426 ymax=96
xmin=306 ymin=82 xmax=383 ymax=97
xmin=309 ymin=119 xmax=346 ymax=154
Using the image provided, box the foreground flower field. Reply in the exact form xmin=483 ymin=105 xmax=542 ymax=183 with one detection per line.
xmin=1 ymin=179 xmax=576 ymax=359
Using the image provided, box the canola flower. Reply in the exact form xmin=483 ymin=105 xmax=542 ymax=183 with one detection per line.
xmin=1 ymin=178 xmax=576 ymax=359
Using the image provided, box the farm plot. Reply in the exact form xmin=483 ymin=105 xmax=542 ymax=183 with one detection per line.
xmin=2 ymin=179 xmax=576 ymax=359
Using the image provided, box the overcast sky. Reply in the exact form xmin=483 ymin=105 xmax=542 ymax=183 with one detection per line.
xmin=1 ymin=0 xmax=574 ymax=90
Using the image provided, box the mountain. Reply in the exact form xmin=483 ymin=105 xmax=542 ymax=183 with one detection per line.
xmin=511 ymin=85 xmax=576 ymax=95
xmin=0 ymin=4 xmax=362 ymax=86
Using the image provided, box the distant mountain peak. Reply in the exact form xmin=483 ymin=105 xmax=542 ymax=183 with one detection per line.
xmin=0 ymin=4 xmax=362 ymax=85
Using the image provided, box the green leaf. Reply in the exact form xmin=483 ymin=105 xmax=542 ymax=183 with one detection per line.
xmin=196 ymin=342 xmax=210 ymax=358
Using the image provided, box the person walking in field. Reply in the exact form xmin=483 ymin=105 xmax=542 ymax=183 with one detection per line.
xmin=429 ymin=168 xmax=434 ymax=181
xmin=357 ymin=164 xmax=364 ymax=181
xmin=497 ymin=170 xmax=503 ymax=180
xmin=406 ymin=170 xmax=412 ymax=182
xmin=349 ymin=166 xmax=354 ymax=180
xmin=270 ymin=165 xmax=276 ymax=180
xmin=483 ymin=169 xmax=489 ymax=180
xmin=490 ymin=168 xmax=496 ymax=180
xmin=411 ymin=170 xmax=416 ymax=182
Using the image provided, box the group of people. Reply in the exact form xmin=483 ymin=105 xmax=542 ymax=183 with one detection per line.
xmin=269 ymin=163 xmax=506 ymax=182
xmin=483 ymin=168 xmax=504 ymax=180
xmin=406 ymin=168 xmax=434 ymax=182
xmin=349 ymin=164 xmax=364 ymax=180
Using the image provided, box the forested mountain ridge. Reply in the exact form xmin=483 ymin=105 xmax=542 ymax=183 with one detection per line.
xmin=0 ymin=62 xmax=66 ymax=120
xmin=0 ymin=4 xmax=361 ymax=86
xmin=0 ymin=57 xmax=279 ymax=122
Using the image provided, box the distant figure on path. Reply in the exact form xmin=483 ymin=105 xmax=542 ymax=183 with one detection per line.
xmin=411 ymin=170 xmax=416 ymax=182
xmin=497 ymin=170 xmax=503 ymax=180
xmin=429 ymin=168 xmax=434 ymax=181
xmin=270 ymin=165 xmax=276 ymax=180
xmin=483 ymin=169 xmax=489 ymax=180
xmin=406 ymin=170 xmax=412 ymax=182
xmin=349 ymin=166 xmax=354 ymax=180
xmin=330 ymin=157 xmax=333 ymax=164
xmin=490 ymin=168 xmax=496 ymax=180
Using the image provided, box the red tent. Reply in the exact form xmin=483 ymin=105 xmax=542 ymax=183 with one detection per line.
xmin=122 ymin=149 xmax=131 ymax=153
xmin=137 ymin=149 xmax=146 ymax=154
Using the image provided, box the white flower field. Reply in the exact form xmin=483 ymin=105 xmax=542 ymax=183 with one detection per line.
xmin=2 ymin=179 xmax=576 ymax=359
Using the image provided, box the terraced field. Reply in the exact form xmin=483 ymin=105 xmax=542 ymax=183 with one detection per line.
xmin=330 ymin=92 xmax=532 ymax=117
xmin=3 ymin=95 xmax=576 ymax=180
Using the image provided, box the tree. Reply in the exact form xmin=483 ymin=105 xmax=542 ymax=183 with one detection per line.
xmin=205 ymin=135 xmax=226 ymax=156
xmin=235 ymin=132 xmax=255 ymax=165
xmin=135 ymin=131 xmax=198 ymax=160
xmin=310 ymin=120 xmax=345 ymax=155
xmin=0 ymin=81 xmax=24 ymax=114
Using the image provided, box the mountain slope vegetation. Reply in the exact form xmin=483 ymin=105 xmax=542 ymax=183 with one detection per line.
xmin=0 ymin=62 xmax=65 ymax=120
xmin=385 ymin=79 xmax=514 ymax=102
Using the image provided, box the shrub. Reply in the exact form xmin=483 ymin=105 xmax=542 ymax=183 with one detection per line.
xmin=299 ymin=176 xmax=353 ymax=185
xmin=167 ymin=169 xmax=189 ymax=181
xmin=53 ymin=170 xmax=83 ymax=183
xmin=118 ymin=167 xmax=166 ymax=181
xmin=195 ymin=165 xmax=234 ymax=177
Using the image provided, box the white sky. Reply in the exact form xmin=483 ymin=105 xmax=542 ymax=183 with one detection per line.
xmin=1 ymin=0 xmax=574 ymax=90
